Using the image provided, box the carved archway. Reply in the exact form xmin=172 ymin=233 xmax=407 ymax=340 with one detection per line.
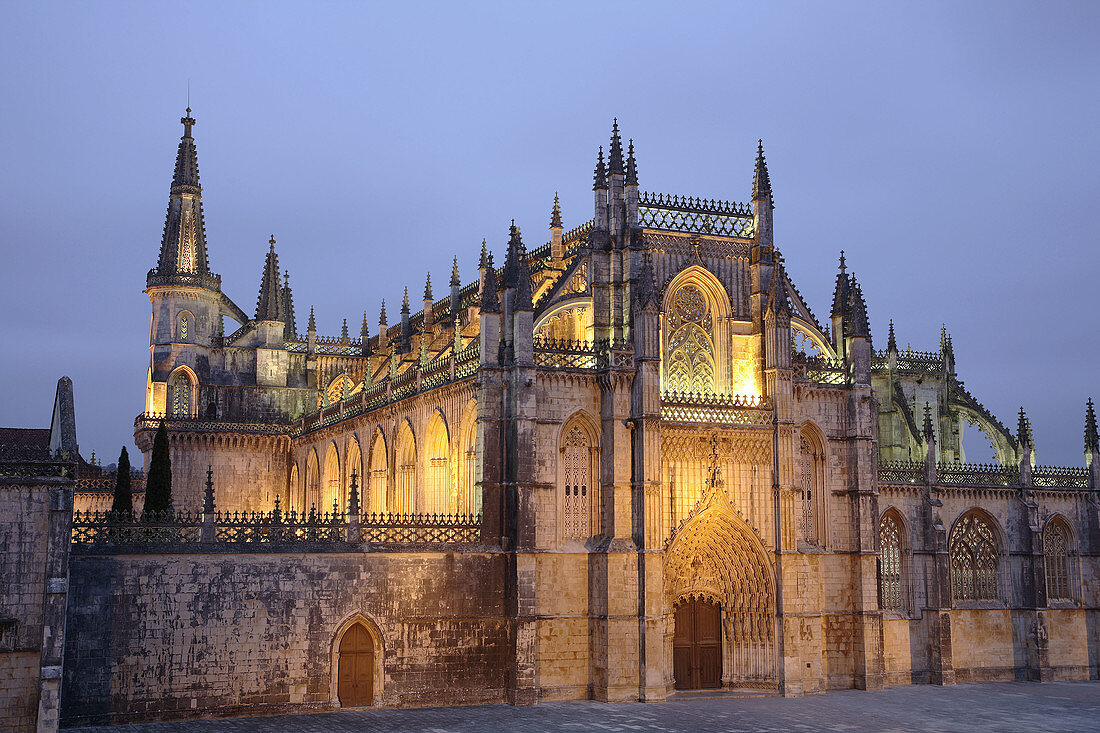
xmin=330 ymin=613 xmax=384 ymax=707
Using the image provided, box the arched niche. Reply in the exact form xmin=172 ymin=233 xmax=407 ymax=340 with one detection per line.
xmin=557 ymin=410 xmax=600 ymax=544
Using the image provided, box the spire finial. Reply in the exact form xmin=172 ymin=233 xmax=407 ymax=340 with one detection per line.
xmin=181 ymin=107 xmax=196 ymax=138
xmin=451 ymin=256 xmax=461 ymax=286
xmin=479 ymin=239 xmax=488 ymax=268
xmin=752 ymin=139 xmax=772 ymax=201
xmin=307 ymin=305 xmax=316 ymax=332
xmin=608 ymin=119 xmax=624 ymax=175
xmin=269 ymin=234 xmax=276 ymax=249
xmin=922 ymin=403 xmax=935 ymax=442
xmin=424 ymin=272 xmax=433 ymax=300
xmin=626 ymin=139 xmax=638 ymax=185
xmin=379 ymin=299 xmax=387 ymax=325
xmin=1017 ymin=407 xmax=1032 ymax=446
xmin=887 ymin=320 xmax=897 ymax=352
xmin=1085 ymin=398 xmax=1099 ymax=452
xmin=838 ymin=250 xmax=846 ymax=273
xmin=550 ymin=192 xmax=563 ymax=229
xmin=401 ymin=286 xmax=410 ymax=312
xmin=593 ymin=146 xmax=607 ymax=190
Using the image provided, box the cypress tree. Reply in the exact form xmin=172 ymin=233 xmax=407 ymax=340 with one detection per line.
xmin=144 ymin=421 xmax=173 ymax=517
xmin=110 ymin=446 xmax=133 ymax=518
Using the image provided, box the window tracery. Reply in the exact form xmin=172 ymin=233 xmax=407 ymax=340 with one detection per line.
xmin=177 ymin=311 xmax=191 ymax=342
xmin=561 ymin=423 xmax=593 ymax=540
xmin=797 ymin=434 xmax=823 ymax=546
xmin=878 ymin=513 xmax=904 ymax=611
xmin=950 ymin=512 xmax=1000 ymax=602
xmin=168 ymin=370 xmax=193 ymax=417
xmin=666 ymin=283 xmax=716 ymax=394
xmin=1044 ymin=519 xmax=1071 ymax=601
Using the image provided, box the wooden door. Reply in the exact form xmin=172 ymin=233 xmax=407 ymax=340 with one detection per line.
xmin=673 ymin=599 xmax=722 ymax=690
xmin=337 ymin=624 xmax=374 ymax=706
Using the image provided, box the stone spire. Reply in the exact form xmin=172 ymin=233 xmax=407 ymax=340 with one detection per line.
xmin=360 ymin=312 xmax=370 ymax=356
xmin=378 ymin=299 xmax=387 ymax=328
xmin=887 ymin=320 xmax=897 ymax=353
xmin=479 ymin=239 xmax=489 ymax=268
xmin=848 ymin=277 xmax=870 ymax=340
xmin=401 ymin=286 xmax=410 ymax=314
xmin=593 ymin=146 xmax=607 ymax=191
xmin=767 ymin=262 xmax=791 ymax=316
xmin=480 ymin=253 xmax=500 ymax=312
xmin=424 ymin=272 xmax=433 ymax=301
xmin=307 ymin=305 xmax=316 ymax=333
xmin=281 ymin=270 xmax=297 ymax=339
xmin=626 ymin=139 xmax=638 ymax=186
xmin=752 ymin=139 xmax=772 ymax=203
xmin=340 ymin=318 xmax=349 ymax=342
xmin=450 ymin=256 xmax=461 ymax=287
xmin=1085 ymin=398 xmax=1099 ymax=453
xmin=831 ymin=251 xmax=849 ymax=318
xmin=550 ymin=193 xmax=563 ymax=229
xmin=152 ymin=109 xmax=214 ymax=286
xmin=608 ymin=119 xmax=624 ymax=175
xmin=255 ymin=236 xmax=284 ymax=321
xmin=922 ymin=403 xmax=935 ymax=443
xmin=501 ymin=222 xmax=526 ymax=289
xmin=400 ymin=287 xmax=411 ymax=346
xmin=1017 ymin=407 xmax=1033 ymax=447
xmin=636 ymin=252 xmax=659 ymax=309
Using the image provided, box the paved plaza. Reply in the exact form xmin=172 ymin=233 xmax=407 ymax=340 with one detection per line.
xmin=68 ymin=681 xmax=1100 ymax=733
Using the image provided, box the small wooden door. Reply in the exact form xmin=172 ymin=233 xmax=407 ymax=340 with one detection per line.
xmin=337 ymin=624 xmax=374 ymax=706
xmin=673 ymin=599 xmax=722 ymax=690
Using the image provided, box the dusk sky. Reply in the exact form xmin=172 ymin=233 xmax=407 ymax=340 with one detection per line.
xmin=1 ymin=2 xmax=1097 ymax=467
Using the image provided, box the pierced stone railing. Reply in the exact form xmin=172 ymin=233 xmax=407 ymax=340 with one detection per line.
xmin=937 ymin=462 xmax=1020 ymax=487
xmin=1033 ymin=465 xmax=1091 ymax=489
xmin=0 ymin=446 xmax=77 ymax=479
xmin=135 ymin=413 xmax=293 ymax=435
xmin=638 ymin=192 xmax=755 ymax=238
xmin=878 ymin=460 xmax=925 ymax=485
xmin=534 ymin=337 xmax=601 ymax=370
xmin=71 ymin=507 xmax=482 ymax=546
xmin=792 ymin=351 xmax=847 ymax=385
xmin=660 ymin=391 xmax=773 ymax=426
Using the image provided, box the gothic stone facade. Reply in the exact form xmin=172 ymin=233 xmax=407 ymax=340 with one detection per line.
xmin=60 ymin=115 xmax=1100 ymax=724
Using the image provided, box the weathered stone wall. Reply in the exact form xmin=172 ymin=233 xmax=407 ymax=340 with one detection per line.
xmin=61 ymin=549 xmax=510 ymax=725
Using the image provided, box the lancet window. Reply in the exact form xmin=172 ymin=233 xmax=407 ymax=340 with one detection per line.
xmin=561 ymin=421 xmax=595 ymax=540
xmin=168 ymin=369 xmax=194 ymax=417
xmin=288 ymin=464 xmax=299 ymax=509
xmin=665 ymin=283 xmax=716 ymax=394
xmin=322 ymin=442 xmax=341 ymax=512
xmin=367 ymin=431 xmax=387 ymax=514
xmin=177 ymin=311 xmax=192 ymax=342
xmin=797 ymin=433 xmax=824 ymax=546
xmin=878 ymin=512 xmax=904 ymax=611
xmin=305 ymin=449 xmax=319 ymax=510
xmin=950 ymin=512 xmax=1000 ymax=602
xmin=395 ymin=422 xmax=417 ymax=514
xmin=345 ymin=438 xmax=362 ymax=512
xmin=1044 ymin=518 xmax=1072 ymax=601
xmin=457 ymin=403 xmax=478 ymax=515
xmin=425 ymin=413 xmax=451 ymax=514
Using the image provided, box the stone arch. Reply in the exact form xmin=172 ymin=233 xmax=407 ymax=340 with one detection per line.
xmin=424 ymin=410 xmax=451 ymax=513
xmin=664 ymin=498 xmax=776 ymax=685
xmin=288 ymin=463 xmax=299 ymax=509
xmin=345 ymin=436 xmax=362 ymax=511
xmin=176 ymin=309 xmax=195 ymax=343
xmin=558 ymin=410 xmax=600 ymax=543
xmin=878 ymin=507 xmax=909 ymax=612
xmin=661 ymin=266 xmax=734 ymax=396
xmin=167 ymin=365 xmax=198 ymax=418
xmin=949 ymin=508 xmax=1004 ymax=603
xmin=322 ymin=440 xmax=342 ymax=513
xmin=796 ymin=420 xmax=828 ymax=547
xmin=1043 ymin=513 xmax=1076 ymax=602
xmin=457 ymin=400 xmax=478 ymax=515
xmin=534 ymin=299 xmax=593 ymax=342
xmin=366 ymin=428 xmax=388 ymax=514
xmin=330 ymin=613 xmax=385 ymax=707
xmin=395 ymin=419 xmax=417 ymax=513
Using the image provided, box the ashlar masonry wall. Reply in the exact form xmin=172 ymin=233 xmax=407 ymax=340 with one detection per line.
xmin=61 ymin=548 xmax=511 ymax=725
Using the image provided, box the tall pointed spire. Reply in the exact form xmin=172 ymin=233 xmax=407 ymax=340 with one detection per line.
xmin=340 ymin=318 xmax=349 ymax=342
xmin=626 ymin=139 xmax=638 ymax=186
xmin=281 ymin=270 xmax=297 ymax=339
xmin=152 ymin=109 xmax=214 ymax=287
xmin=831 ymin=251 xmax=849 ymax=318
xmin=379 ymin=299 xmax=387 ymax=326
xmin=752 ymin=139 xmax=772 ymax=203
xmin=608 ymin=119 xmax=624 ymax=175
xmin=450 ymin=256 xmax=461 ymax=286
xmin=401 ymin=287 xmax=410 ymax=314
xmin=1085 ymin=398 xmax=1099 ymax=453
xmin=479 ymin=239 xmax=489 ymax=268
xmin=887 ymin=320 xmax=897 ymax=352
xmin=501 ymin=221 xmax=527 ymax=288
xmin=424 ymin=272 xmax=433 ymax=301
xmin=550 ymin=193 xmax=563 ymax=229
xmin=1017 ymin=407 xmax=1033 ymax=447
xmin=480 ymin=253 xmax=500 ymax=312
xmin=360 ymin=312 xmax=370 ymax=340
xmin=848 ymin=276 xmax=870 ymax=339
xmin=593 ymin=146 xmax=607 ymax=191
xmin=307 ymin=305 xmax=316 ymax=333
xmin=255 ymin=236 xmax=283 ymax=321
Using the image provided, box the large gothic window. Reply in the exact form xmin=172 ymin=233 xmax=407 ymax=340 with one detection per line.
xmin=322 ymin=442 xmax=341 ymax=512
xmin=168 ymin=369 xmax=194 ymax=417
xmin=177 ymin=311 xmax=193 ymax=343
xmin=367 ymin=430 xmax=388 ymax=514
xmin=561 ymin=420 xmax=595 ymax=541
xmin=395 ymin=422 xmax=417 ymax=513
xmin=1044 ymin=518 xmax=1072 ymax=601
xmin=950 ymin=512 xmax=1000 ymax=602
xmin=345 ymin=438 xmax=362 ymax=512
xmin=797 ymin=432 xmax=824 ymax=546
xmin=424 ymin=412 xmax=451 ymax=514
xmin=305 ymin=449 xmax=320 ymax=510
xmin=878 ymin=512 xmax=904 ymax=611
xmin=457 ymin=401 xmax=478 ymax=516
xmin=665 ymin=283 xmax=716 ymax=394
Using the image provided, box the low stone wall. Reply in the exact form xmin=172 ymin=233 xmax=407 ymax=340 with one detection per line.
xmin=61 ymin=548 xmax=511 ymax=725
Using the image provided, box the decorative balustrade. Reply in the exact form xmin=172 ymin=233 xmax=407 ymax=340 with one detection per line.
xmin=878 ymin=460 xmax=925 ymax=485
xmin=146 ymin=269 xmax=221 ymax=291
xmin=1033 ymin=465 xmax=1091 ymax=489
xmin=936 ymin=462 xmax=1020 ymax=487
xmin=75 ymin=474 xmax=146 ymax=493
xmin=562 ymin=219 xmax=594 ymax=245
xmin=534 ymin=337 xmax=601 ymax=369
xmin=135 ymin=413 xmax=293 ymax=435
xmin=792 ymin=352 xmax=847 ymax=385
xmin=0 ymin=446 xmax=76 ymax=478
xmin=71 ymin=507 xmax=482 ymax=546
xmin=871 ymin=349 xmax=945 ymax=375
xmin=638 ymin=192 xmax=755 ymax=238
xmin=660 ymin=391 xmax=773 ymax=426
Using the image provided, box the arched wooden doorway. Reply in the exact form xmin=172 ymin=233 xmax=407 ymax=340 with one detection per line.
xmin=337 ymin=623 xmax=374 ymax=706
xmin=673 ymin=598 xmax=722 ymax=689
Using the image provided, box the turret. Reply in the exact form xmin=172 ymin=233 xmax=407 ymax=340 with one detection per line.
xmin=550 ymin=194 xmax=564 ymax=266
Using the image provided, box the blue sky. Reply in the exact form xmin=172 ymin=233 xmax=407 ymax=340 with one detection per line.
xmin=1 ymin=1 xmax=1097 ymax=466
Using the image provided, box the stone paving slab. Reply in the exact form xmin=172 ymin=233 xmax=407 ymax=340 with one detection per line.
xmin=67 ymin=681 xmax=1100 ymax=733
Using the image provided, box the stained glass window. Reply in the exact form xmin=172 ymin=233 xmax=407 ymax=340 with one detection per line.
xmin=950 ymin=512 xmax=999 ymax=601
xmin=562 ymin=425 xmax=592 ymax=540
xmin=169 ymin=371 xmax=191 ymax=417
xmin=666 ymin=283 xmax=716 ymax=394
xmin=179 ymin=313 xmax=189 ymax=341
xmin=798 ymin=437 xmax=817 ymax=544
xmin=879 ymin=514 xmax=903 ymax=611
xmin=1044 ymin=520 xmax=1071 ymax=601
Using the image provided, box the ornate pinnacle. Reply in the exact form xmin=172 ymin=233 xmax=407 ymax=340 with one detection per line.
xmin=480 ymin=253 xmax=500 ymax=312
xmin=1017 ymin=407 xmax=1032 ymax=446
xmin=1085 ymin=398 xmax=1099 ymax=452
xmin=348 ymin=468 xmax=360 ymax=517
xmin=922 ymin=404 xmax=935 ymax=442
xmin=181 ymin=107 xmax=196 ymax=138
xmin=451 ymin=256 xmax=461 ymax=286
xmin=636 ymin=251 xmax=658 ymax=308
xmin=360 ymin=312 xmax=369 ymax=338
xmin=340 ymin=318 xmax=349 ymax=342
xmin=608 ymin=119 xmax=624 ymax=175
xmin=848 ymin=277 xmax=870 ymax=339
xmin=550 ymin=193 xmax=563 ymax=229
xmin=479 ymin=239 xmax=488 ymax=268
xmin=940 ymin=325 xmax=949 ymax=354
xmin=255 ymin=237 xmax=284 ymax=321
xmin=752 ymin=139 xmax=772 ymax=202
xmin=593 ymin=146 xmax=607 ymax=191
xmin=307 ymin=305 xmax=316 ymax=333
xmin=626 ymin=139 xmax=638 ymax=186
xmin=424 ymin=272 xmax=433 ymax=301
xmin=831 ymin=251 xmax=849 ymax=318
xmin=379 ymin=299 xmax=387 ymax=325
xmin=401 ymin=286 xmax=410 ymax=314
xmin=203 ymin=465 xmax=215 ymax=514
xmin=887 ymin=320 xmax=897 ymax=352
xmin=838 ymin=250 xmax=847 ymax=274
